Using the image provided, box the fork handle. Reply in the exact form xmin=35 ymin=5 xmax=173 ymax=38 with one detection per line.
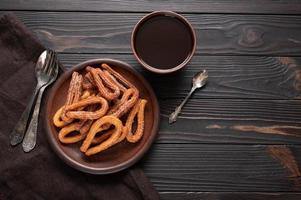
xmin=22 ymin=85 xmax=46 ymax=152
xmin=10 ymin=84 xmax=41 ymax=146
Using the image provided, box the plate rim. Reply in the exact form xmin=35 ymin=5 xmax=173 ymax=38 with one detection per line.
xmin=45 ymin=58 xmax=160 ymax=174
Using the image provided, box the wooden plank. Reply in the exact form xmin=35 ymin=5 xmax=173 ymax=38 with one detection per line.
xmin=57 ymin=53 xmax=301 ymax=144
xmin=160 ymin=192 xmax=301 ymax=200
xmin=157 ymin=99 xmax=301 ymax=144
xmin=59 ymin=54 xmax=301 ymax=100
xmin=157 ymin=117 xmax=301 ymax=144
xmin=160 ymin=99 xmax=301 ymax=125
xmin=1 ymin=0 xmax=301 ymax=14
xmin=143 ymin=144 xmax=301 ymax=191
xmin=5 ymin=12 xmax=301 ymax=55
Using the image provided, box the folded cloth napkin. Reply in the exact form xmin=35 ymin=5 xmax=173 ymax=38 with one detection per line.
xmin=0 ymin=13 xmax=159 ymax=200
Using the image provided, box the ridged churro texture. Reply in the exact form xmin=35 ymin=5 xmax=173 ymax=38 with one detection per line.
xmin=53 ymin=64 xmax=147 ymax=156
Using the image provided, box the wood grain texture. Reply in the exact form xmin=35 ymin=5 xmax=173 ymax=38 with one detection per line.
xmin=158 ymin=99 xmax=301 ymax=143
xmin=4 ymin=12 xmax=301 ymax=55
xmin=157 ymin=99 xmax=301 ymax=144
xmin=267 ymin=146 xmax=301 ymax=179
xmin=160 ymin=99 xmax=301 ymax=124
xmin=160 ymin=192 xmax=301 ymax=200
xmin=1 ymin=0 xmax=301 ymax=14
xmin=143 ymin=144 xmax=301 ymax=192
xmin=59 ymin=54 xmax=301 ymax=100
xmin=57 ymin=53 xmax=301 ymax=144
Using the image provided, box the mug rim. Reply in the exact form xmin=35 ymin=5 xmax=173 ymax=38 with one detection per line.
xmin=131 ymin=11 xmax=196 ymax=74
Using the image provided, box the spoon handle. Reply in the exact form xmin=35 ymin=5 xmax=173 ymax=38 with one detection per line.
xmin=169 ymin=87 xmax=195 ymax=124
xmin=22 ymin=84 xmax=46 ymax=152
xmin=9 ymin=84 xmax=41 ymax=146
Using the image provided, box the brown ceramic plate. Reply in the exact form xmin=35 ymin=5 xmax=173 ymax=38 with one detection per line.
xmin=45 ymin=58 xmax=160 ymax=174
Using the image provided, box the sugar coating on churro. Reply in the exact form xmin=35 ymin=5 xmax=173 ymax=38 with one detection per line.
xmin=53 ymin=64 xmax=147 ymax=156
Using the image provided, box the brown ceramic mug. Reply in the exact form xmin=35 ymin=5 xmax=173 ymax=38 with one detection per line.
xmin=131 ymin=11 xmax=196 ymax=74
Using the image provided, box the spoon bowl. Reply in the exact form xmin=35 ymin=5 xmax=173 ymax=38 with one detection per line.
xmin=192 ymin=70 xmax=208 ymax=89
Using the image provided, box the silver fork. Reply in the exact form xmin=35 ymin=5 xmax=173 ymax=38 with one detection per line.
xmin=10 ymin=50 xmax=50 ymax=146
xmin=22 ymin=50 xmax=59 ymax=152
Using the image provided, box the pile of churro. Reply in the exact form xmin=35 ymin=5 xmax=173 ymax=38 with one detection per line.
xmin=53 ymin=63 xmax=147 ymax=156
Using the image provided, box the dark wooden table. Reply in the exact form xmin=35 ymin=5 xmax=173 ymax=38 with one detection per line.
xmin=2 ymin=1 xmax=301 ymax=199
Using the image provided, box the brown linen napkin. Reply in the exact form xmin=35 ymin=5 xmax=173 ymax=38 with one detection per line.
xmin=0 ymin=13 xmax=159 ymax=200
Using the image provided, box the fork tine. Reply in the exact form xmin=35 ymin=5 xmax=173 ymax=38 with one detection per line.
xmin=42 ymin=51 xmax=50 ymax=73
xmin=53 ymin=59 xmax=59 ymax=78
xmin=47 ymin=60 xmax=55 ymax=76
xmin=46 ymin=52 xmax=56 ymax=76
xmin=48 ymin=56 xmax=59 ymax=83
xmin=51 ymin=54 xmax=60 ymax=79
xmin=41 ymin=50 xmax=51 ymax=72
xmin=43 ymin=50 xmax=54 ymax=73
xmin=47 ymin=51 xmax=57 ymax=75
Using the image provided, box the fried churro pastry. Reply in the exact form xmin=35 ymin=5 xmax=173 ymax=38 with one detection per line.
xmin=79 ymin=119 xmax=93 ymax=134
xmin=87 ymin=67 xmax=120 ymax=100
xmin=78 ymin=104 xmax=98 ymax=134
xmin=53 ymin=107 xmax=68 ymax=128
xmin=61 ymin=72 xmax=83 ymax=122
xmin=92 ymin=126 xmax=128 ymax=145
xmin=92 ymin=129 xmax=114 ymax=144
xmin=81 ymin=90 xmax=91 ymax=99
xmin=65 ymin=96 xmax=109 ymax=120
xmin=115 ymin=126 xmax=129 ymax=144
xmin=82 ymin=72 xmax=94 ymax=89
xmin=80 ymin=116 xmax=122 ymax=156
xmin=58 ymin=121 xmax=86 ymax=144
xmin=53 ymin=89 xmax=91 ymax=128
xmin=53 ymin=64 xmax=148 ymax=157
xmin=125 ymin=99 xmax=147 ymax=143
xmin=101 ymin=63 xmax=135 ymax=89
xmin=103 ymin=70 xmax=127 ymax=92
xmin=110 ymin=88 xmax=139 ymax=118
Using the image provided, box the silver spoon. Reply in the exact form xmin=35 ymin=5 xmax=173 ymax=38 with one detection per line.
xmin=169 ymin=70 xmax=208 ymax=124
